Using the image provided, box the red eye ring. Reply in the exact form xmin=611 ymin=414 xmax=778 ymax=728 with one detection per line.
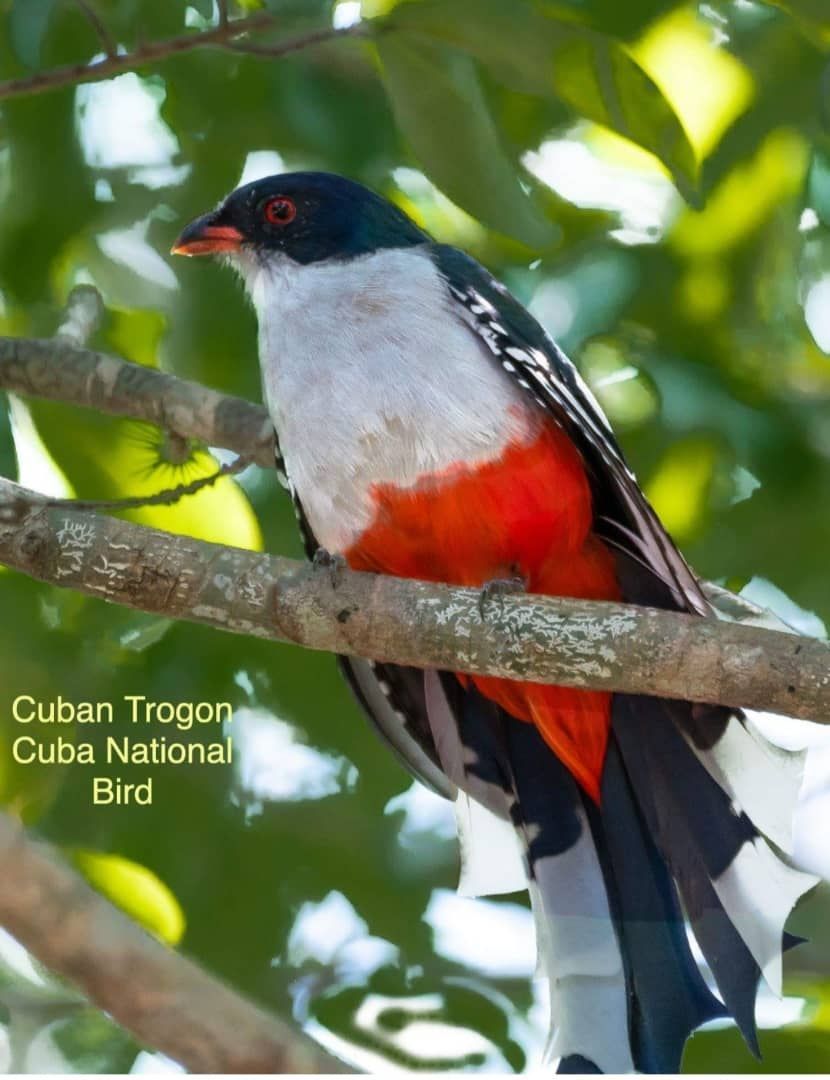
xmin=263 ymin=196 xmax=296 ymax=226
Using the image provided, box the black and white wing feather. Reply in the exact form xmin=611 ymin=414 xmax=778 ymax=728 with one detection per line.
xmin=429 ymin=243 xmax=709 ymax=617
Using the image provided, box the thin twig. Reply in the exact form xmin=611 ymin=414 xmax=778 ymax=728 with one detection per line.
xmin=73 ymin=0 xmax=117 ymax=58
xmin=0 ymin=810 xmax=350 ymax=1073
xmin=41 ymin=453 xmax=253 ymax=513
xmin=0 ymin=13 xmax=358 ymax=103
xmin=227 ymin=24 xmax=367 ymax=57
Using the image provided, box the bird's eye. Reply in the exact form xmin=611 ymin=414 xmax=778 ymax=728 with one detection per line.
xmin=263 ymin=196 xmax=296 ymax=226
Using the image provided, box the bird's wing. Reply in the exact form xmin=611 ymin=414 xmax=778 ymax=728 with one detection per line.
xmin=337 ymin=656 xmax=454 ymax=798
xmin=272 ymin=432 xmax=455 ymax=799
xmin=429 ymin=243 xmax=709 ymax=616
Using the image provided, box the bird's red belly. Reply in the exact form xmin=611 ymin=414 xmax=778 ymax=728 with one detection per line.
xmin=345 ymin=419 xmax=620 ymax=802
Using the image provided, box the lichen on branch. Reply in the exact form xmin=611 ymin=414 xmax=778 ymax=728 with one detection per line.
xmin=0 ymin=474 xmax=827 ymax=720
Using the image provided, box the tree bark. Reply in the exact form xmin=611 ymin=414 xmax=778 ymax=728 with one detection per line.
xmin=0 ymin=475 xmax=827 ymax=721
xmin=0 ymin=335 xmax=275 ymax=468
xmin=0 ymin=810 xmax=349 ymax=1073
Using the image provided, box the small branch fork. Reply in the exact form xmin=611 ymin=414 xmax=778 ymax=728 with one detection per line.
xmin=73 ymin=0 xmax=117 ymax=59
xmin=0 ymin=7 xmax=365 ymax=104
xmin=7 ymin=285 xmax=257 ymax=514
xmin=0 ymin=334 xmax=276 ymax=467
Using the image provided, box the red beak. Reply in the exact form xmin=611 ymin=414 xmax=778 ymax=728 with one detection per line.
xmin=171 ymin=212 xmax=243 ymax=256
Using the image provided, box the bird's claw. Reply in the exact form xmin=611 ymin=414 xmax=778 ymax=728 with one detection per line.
xmin=313 ymin=547 xmax=347 ymax=589
xmin=478 ymin=575 xmax=527 ymax=620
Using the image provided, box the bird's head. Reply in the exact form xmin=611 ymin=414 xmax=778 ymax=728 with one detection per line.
xmin=171 ymin=171 xmax=428 ymax=268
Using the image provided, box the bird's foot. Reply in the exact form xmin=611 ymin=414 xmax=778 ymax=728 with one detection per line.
xmin=312 ymin=547 xmax=347 ymax=589
xmin=478 ymin=575 xmax=527 ymax=620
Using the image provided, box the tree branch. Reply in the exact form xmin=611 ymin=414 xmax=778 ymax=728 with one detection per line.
xmin=0 ymin=12 xmax=362 ymax=104
xmin=0 ymin=475 xmax=827 ymax=720
xmin=0 ymin=810 xmax=349 ymax=1073
xmin=1 ymin=332 xmax=828 ymax=718
xmin=0 ymin=335 xmax=275 ymax=468
xmin=226 ymin=25 xmax=366 ymax=59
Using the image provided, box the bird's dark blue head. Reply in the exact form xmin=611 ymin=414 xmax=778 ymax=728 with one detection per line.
xmin=172 ymin=171 xmax=428 ymax=265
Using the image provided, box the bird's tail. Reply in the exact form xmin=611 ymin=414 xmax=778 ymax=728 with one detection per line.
xmin=430 ymin=675 xmax=816 ymax=1073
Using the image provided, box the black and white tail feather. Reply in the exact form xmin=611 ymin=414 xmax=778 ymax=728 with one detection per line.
xmin=285 ymin=244 xmax=817 ymax=1072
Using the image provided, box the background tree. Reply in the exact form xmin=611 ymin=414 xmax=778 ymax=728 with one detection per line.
xmin=0 ymin=0 xmax=829 ymax=1071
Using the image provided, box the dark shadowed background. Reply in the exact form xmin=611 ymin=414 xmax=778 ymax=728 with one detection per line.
xmin=0 ymin=0 xmax=830 ymax=1072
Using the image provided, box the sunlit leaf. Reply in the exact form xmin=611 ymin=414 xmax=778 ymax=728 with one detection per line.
xmin=631 ymin=7 xmax=755 ymax=161
xmin=376 ymin=35 xmax=555 ymax=247
xmin=672 ymin=129 xmax=808 ymax=256
xmin=644 ymin=436 xmax=718 ymax=542
xmin=26 ymin=398 xmax=263 ymax=551
xmin=72 ymin=850 xmax=186 ymax=945
xmin=8 ymin=0 xmax=59 ymax=69
xmin=106 ymin=308 xmax=168 ymax=372
xmin=391 ymin=169 xmax=487 ymax=250
xmin=678 ymin=259 xmax=731 ymax=321
xmin=381 ymin=0 xmax=699 ymax=202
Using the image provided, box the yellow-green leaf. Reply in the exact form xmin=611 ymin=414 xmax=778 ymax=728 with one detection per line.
xmin=72 ymin=850 xmax=186 ymax=945
xmin=645 ymin=436 xmax=718 ymax=542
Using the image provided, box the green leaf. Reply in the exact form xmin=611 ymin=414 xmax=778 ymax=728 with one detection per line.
xmin=73 ymin=850 xmax=186 ymax=944
xmin=9 ymin=0 xmax=60 ymax=69
xmin=376 ymin=34 xmax=555 ymax=247
xmin=262 ymin=0 xmax=334 ymax=13
xmin=683 ymin=1010 xmax=830 ymax=1072
xmin=382 ymin=0 xmax=699 ymax=203
xmin=761 ymin=0 xmax=830 ymax=31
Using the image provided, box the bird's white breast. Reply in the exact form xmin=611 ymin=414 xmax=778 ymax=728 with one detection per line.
xmin=243 ymin=246 xmax=537 ymax=552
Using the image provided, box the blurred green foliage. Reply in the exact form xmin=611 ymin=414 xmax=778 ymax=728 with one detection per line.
xmin=0 ymin=0 xmax=829 ymax=1071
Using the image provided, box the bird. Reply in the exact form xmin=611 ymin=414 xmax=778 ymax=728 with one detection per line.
xmin=173 ymin=171 xmax=816 ymax=1073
